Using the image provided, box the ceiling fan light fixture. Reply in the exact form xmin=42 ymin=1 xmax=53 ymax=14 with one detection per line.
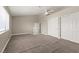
xmin=45 ymin=11 xmax=48 ymax=15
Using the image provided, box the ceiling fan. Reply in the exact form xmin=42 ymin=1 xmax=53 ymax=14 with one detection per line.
xmin=38 ymin=6 xmax=54 ymax=16
xmin=44 ymin=9 xmax=55 ymax=16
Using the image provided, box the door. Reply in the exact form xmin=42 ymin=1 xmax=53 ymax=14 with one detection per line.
xmin=61 ymin=14 xmax=73 ymax=40
xmin=48 ymin=17 xmax=59 ymax=38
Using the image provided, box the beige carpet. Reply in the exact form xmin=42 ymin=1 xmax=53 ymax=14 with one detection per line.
xmin=4 ymin=34 xmax=79 ymax=53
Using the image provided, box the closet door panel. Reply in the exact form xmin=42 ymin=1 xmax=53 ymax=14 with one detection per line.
xmin=72 ymin=12 xmax=79 ymax=43
xmin=72 ymin=15 xmax=76 ymax=42
xmin=61 ymin=12 xmax=79 ymax=43
xmin=61 ymin=15 xmax=73 ymax=40
xmin=48 ymin=17 xmax=59 ymax=38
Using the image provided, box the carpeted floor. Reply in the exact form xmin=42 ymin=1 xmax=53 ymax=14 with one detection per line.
xmin=4 ymin=34 xmax=79 ymax=53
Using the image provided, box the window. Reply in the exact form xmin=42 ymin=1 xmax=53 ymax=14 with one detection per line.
xmin=0 ymin=6 xmax=9 ymax=33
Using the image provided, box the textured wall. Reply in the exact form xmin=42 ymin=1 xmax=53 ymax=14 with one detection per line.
xmin=12 ymin=16 xmax=40 ymax=35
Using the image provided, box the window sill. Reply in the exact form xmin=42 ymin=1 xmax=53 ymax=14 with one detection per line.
xmin=0 ymin=30 xmax=9 ymax=35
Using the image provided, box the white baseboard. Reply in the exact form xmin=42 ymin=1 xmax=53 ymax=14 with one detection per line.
xmin=40 ymin=33 xmax=48 ymax=35
xmin=1 ymin=35 xmax=12 ymax=53
xmin=12 ymin=33 xmax=32 ymax=36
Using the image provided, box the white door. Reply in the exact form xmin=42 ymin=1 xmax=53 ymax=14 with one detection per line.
xmin=48 ymin=17 xmax=59 ymax=38
xmin=61 ymin=12 xmax=79 ymax=43
xmin=72 ymin=12 xmax=79 ymax=43
xmin=33 ymin=23 xmax=40 ymax=35
xmin=61 ymin=14 xmax=73 ymax=40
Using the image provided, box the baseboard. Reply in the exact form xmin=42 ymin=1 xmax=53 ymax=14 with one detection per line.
xmin=60 ymin=38 xmax=79 ymax=44
xmin=12 ymin=33 xmax=32 ymax=36
xmin=1 ymin=35 xmax=12 ymax=53
xmin=40 ymin=33 xmax=48 ymax=35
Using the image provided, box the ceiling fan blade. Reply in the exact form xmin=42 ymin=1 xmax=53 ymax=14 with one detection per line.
xmin=48 ymin=9 xmax=54 ymax=13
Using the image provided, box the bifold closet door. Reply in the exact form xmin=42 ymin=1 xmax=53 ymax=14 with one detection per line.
xmin=61 ymin=15 xmax=73 ymax=40
xmin=72 ymin=12 xmax=79 ymax=43
xmin=76 ymin=13 xmax=79 ymax=43
xmin=48 ymin=17 xmax=59 ymax=38
xmin=61 ymin=12 xmax=79 ymax=43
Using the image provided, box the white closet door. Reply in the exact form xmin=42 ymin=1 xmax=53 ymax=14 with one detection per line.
xmin=61 ymin=14 xmax=73 ymax=40
xmin=61 ymin=12 xmax=79 ymax=43
xmin=72 ymin=12 xmax=79 ymax=43
xmin=48 ymin=17 xmax=59 ymax=38
xmin=76 ymin=14 xmax=79 ymax=43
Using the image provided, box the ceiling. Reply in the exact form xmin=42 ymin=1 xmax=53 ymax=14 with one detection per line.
xmin=8 ymin=6 xmax=67 ymax=16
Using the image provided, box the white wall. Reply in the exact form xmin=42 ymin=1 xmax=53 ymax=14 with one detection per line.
xmin=12 ymin=16 xmax=40 ymax=35
xmin=0 ymin=7 xmax=12 ymax=52
xmin=40 ymin=15 xmax=48 ymax=35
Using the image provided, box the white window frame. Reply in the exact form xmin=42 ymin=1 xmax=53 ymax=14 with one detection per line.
xmin=0 ymin=6 xmax=9 ymax=34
